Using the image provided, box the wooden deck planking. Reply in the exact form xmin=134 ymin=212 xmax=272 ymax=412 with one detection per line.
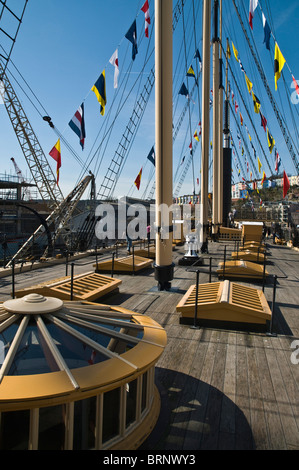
xmin=219 ymin=331 xmax=237 ymax=449
xmin=0 ymin=240 xmax=298 ymax=450
xmin=234 ymin=335 xmax=254 ymax=449
xmin=253 ymin=333 xmax=287 ymax=449
xmin=265 ymin=335 xmax=299 ymax=449
xmin=246 ymin=344 xmax=269 ymax=449
xmin=200 ymin=329 xmax=228 ymax=450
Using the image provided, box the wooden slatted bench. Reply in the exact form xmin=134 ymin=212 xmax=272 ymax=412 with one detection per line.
xmin=176 ymin=280 xmax=271 ymax=328
xmin=230 ymin=250 xmax=265 ymax=264
xmin=14 ymin=271 xmax=122 ymax=301
xmin=216 ymin=260 xmax=269 ymax=280
xmin=94 ymin=255 xmax=153 ymax=274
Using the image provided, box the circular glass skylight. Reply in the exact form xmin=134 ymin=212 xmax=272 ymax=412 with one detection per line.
xmin=0 ymin=295 xmax=145 ymax=385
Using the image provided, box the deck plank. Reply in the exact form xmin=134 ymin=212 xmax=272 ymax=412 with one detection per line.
xmin=1 ymin=240 xmax=299 ymax=450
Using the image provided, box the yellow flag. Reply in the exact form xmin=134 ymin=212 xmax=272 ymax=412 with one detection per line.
xmin=252 ymin=91 xmax=261 ymax=114
xmin=257 ymin=156 xmax=262 ymax=173
xmin=92 ymin=69 xmax=106 ymax=116
xmin=267 ymin=128 xmax=275 ymax=153
xmin=245 ymin=74 xmax=253 ymax=94
xmin=226 ymin=39 xmax=231 ymax=59
xmin=274 ymin=42 xmax=286 ymax=90
xmin=232 ymin=41 xmax=239 ymax=61
xmin=261 ymin=171 xmax=266 ymax=185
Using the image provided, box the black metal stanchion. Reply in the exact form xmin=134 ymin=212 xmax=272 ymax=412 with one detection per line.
xmin=191 ymin=269 xmax=200 ymax=329
xmin=11 ymin=259 xmax=15 ymax=299
xmin=132 ymin=245 xmax=135 ymax=276
xmin=70 ymin=263 xmax=74 ymax=300
xmin=65 ymin=251 xmax=69 ymax=276
xmin=223 ymin=245 xmax=226 ymax=279
xmin=209 ymin=257 xmax=212 ymax=283
xmin=262 ymin=252 xmax=267 ymax=292
xmin=267 ymin=275 xmax=277 ymax=336
xmin=115 ymin=242 xmax=118 ymax=259
xmin=3 ymin=243 xmax=6 ymax=269
xmin=111 ymin=252 xmax=115 ymax=278
xmin=95 ymin=243 xmax=98 ymax=268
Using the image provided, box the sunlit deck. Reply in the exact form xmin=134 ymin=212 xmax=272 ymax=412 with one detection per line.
xmin=0 ymin=240 xmax=298 ymax=450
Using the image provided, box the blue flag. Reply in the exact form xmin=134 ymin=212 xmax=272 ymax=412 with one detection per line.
xmin=68 ymin=103 xmax=86 ymax=149
xmin=147 ymin=146 xmax=155 ymax=166
xmin=194 ymin=48 xmax=202 ymax=71
xmin=178 ymin=82 xmax=189 ymax=98
xmin=262 ymin=13 xmax=271 ymax=51
xmin=92 ymin=70 xmax=106 ymax=116
xmin=125 ymin=20 xmax=138 ymax=61
xmin=194 ymin=48 xmax=201 ymax=63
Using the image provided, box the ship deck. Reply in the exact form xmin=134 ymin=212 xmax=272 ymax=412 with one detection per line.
xmin=0 ymin=240 xmax=298 ymax=450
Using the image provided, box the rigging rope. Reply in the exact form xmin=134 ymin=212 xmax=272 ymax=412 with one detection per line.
xmin=0 ymin=47 xmax=89 ymax=175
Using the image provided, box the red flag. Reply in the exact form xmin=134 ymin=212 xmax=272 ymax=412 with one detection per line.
xmin=261 ymin=171 xmax=266 ymax=186
xmin=249 ymin=0 xmax=258 ymax=29
xmin=292 ymin=75 xmax=299 ymax=97
xmin=260 ymin=113 xmax=267 ymax=132
xmin=283 ymin=170 xmax=290 ymax=198
xmin=49 ymin=139 xmax=61 ymax=184
xmin=134 ymin=168 xmax=142 ymax=190
xmin=235 ymin=100 xmax=239 ymax=113
xmin=141 ymin=0 xmax=150 ymax=38
xmin=275 ymin=150 xmax=281 ymax=173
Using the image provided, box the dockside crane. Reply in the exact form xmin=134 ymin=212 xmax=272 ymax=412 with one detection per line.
xmin=10 ymin=156 xmax=32 ymax=199
xmin=0 ymin=62 xmax=94 ymax=265
xmin=0 ymin=60 xmax=64 ymax=205
xmin=0 ymin=2 xmax=95 ymax=265
xmin=5 ymin=173 xmax=94 ymax=266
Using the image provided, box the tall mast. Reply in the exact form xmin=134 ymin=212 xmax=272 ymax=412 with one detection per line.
xmin=200 ymin=0 xmax=211 ymax=248
xmin=154 ymin=0 xmax=174 ymax=291
xmin=222 ymin=37 xmax=232 ymax=226
xmin=218 ymin=0 xmax=224 ymax=225
xmin=212 ymin=0 xmax=219 ymax=235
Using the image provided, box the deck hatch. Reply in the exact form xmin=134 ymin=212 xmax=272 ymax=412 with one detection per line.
xmin=14 ymin=272 xmax=122 ymax=301
xmin=176 ymin=281 xmax=271 ymax=327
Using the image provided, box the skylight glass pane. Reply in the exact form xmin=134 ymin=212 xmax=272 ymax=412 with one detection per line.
xmin=47 ymin=322 xmax=107 ymax=368
xmin=7 ymin=324 xmax=59 ymax=376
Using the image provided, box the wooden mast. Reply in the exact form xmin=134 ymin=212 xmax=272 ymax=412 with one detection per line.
xmin=218 ymin=0 xmax=224 ymax=226
xmin=212 ymin=0 xmax=220 ymax=235
xmin=154 ymin=0 xmax=174 ymax=290
xmin=200 ymin=0 xmax=211 ymax=250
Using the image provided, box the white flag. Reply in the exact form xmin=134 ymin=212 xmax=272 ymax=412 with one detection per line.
xmin=109 ymin=49 xmax=119 ymax=88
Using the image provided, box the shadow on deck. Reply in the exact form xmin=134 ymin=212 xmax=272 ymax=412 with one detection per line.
xmin=140 ymin=368 xmax=255 ymax=451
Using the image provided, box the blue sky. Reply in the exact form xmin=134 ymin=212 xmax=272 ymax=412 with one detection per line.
xmin=0 ymin=0 xmax=298 ymax=201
